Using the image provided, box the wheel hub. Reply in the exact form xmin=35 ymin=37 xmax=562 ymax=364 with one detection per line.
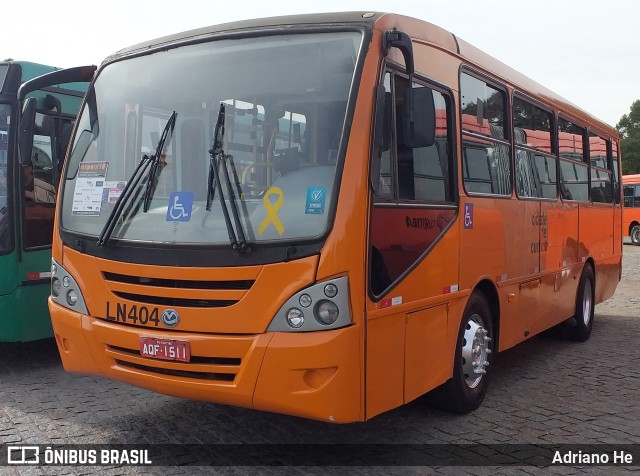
xmin=461 ymin=316 xmax=492 ymax=388
xmin=582 ymin=280 xmax=592 ymax=326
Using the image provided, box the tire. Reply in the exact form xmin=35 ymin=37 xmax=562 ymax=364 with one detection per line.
xmin=439 ymin=293 xmax=494 ymax=413
xmin=631 ymin=225 xmax=640 ymax=246
xmin=570 ymin=265 xmax=595 ymax=342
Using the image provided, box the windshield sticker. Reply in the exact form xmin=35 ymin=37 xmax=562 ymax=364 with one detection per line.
xmin=72 ymin=162 xmax=109 ymax=215
xmin=305 ymin=187 xmax=326 ymax=215
xmin=166 ymin=192 xmax=194 ymax=222
xmin=258 ymin=186 xmax=284 ymax=236
xmin=101 ymin=181 xmax=127 ymax=204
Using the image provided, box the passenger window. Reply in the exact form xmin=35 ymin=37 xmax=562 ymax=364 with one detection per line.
xmin=513 ymin=97 xmax=556 ymax=199
xmin=612 ymin=142 xmax=620 ymax=204
xmin=461 ymin=72 xmax=511 ymax=196
xmin=589 ymin=134 xmax=613 ymax=204
xmin=558 ymin=117 xmax=588 ymax=202
xmin=623 ymin=185 xmax=634 ymax=208
xmin=558 ymin=118 xmax=586 ymax=162
xmin=461 ymin=73 xmax=506 ymax=136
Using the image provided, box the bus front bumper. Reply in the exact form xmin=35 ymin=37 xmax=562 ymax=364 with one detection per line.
xmin=49 ymin=299 xmax=362 ymax=422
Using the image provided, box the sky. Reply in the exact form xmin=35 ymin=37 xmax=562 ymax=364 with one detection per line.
xmin=3 ymin=0 xmax=638 ymax=128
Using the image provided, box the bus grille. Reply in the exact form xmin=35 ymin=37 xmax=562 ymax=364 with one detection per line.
xmin=115 ymin=360 xmax=236 ymax=382
xmin=103 ymin=272 xmax=254 ymax=290
xmin=102 ymin=271 xmax=254 ymax=308
xmin=110 ymin=291 xmax=236 ymax=308
xmin=107 ymin=344 xmax=240 ymax=382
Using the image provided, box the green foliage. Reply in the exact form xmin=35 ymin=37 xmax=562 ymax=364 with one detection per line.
xmin=617 ymin=100 xmax=640 ymax=174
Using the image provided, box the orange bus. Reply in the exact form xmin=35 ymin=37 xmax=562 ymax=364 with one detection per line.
xmin=622 ymin=174 xmax=640 ymax=244
xmin=48 ymin=12 xmax=622 ymax=422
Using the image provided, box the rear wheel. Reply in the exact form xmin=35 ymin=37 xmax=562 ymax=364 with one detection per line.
xmin=569 ymin=265 xmax=595 ymax=342
xmin=439 ymin=293 xmax=494 ymax=413
xmin=631 ymin=225 xmax=640 ymax=246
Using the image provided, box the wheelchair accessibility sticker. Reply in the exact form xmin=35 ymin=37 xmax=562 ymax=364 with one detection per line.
xmin=166 ymin=192 xmax=194 ymax=222
xmin=463 ymin=203 xmax=473 ymax=229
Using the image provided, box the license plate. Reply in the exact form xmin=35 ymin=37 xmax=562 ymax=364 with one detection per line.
xmin=139 ymin=337 xmax=190 ymax=362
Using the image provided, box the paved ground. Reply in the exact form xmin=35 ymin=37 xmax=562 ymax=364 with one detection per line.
xmin=1 ymin=246 xmax=639 ymax=475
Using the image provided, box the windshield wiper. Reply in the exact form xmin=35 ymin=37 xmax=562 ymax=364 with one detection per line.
xmin=97 ymin=111 xmax=177 ymax=246
xmin=206 ymin=103 xmax=249 ymax=253
xmin=143 ymin=111 xmax=177 ymax=212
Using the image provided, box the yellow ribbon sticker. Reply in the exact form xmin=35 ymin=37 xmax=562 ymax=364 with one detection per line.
xmin=258 ymin=187 xmax=285 ymax=236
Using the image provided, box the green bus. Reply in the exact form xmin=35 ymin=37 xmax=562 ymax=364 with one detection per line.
xmin=0 ymin=60 xmax=93 ymax=341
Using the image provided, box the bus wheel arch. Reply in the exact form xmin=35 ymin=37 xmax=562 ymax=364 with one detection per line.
xmin=569 ymin=261 xmax=595 ymax=342
xmin=437 ymin=282 xmax=498 ymax=413
xmin=474 ymin=280 xmax=500 ymax=352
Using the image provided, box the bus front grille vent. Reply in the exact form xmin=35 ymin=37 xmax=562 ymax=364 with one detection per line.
xmin=111 ymin=291 xmax=236 ymax=308
xmin=102 ymin=271 xmax=254 ymax=308
xmin=115 ymin=360 xmax=236 ymax=382
xmin=107 ymin=345 xmax=240 ymax=382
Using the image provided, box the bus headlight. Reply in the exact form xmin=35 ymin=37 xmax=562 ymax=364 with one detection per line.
xmin=51 ymin=278 xmax=61 ymax=297
xmin=286 ymin=308 xmax=305 ymax=328
xmin=314 ymin=300 xmax=339 ymax=325
xmin=267 ymin=276 xmax=351 ymax=332
xmin=67 ymin=290 xmax=79 ymax=307
xmin=50 ymin=259 xmax=89 ymax=314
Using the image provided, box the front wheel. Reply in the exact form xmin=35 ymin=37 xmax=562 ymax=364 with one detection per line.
xmin=631 ymin=225 xmax=640 ymax=246
xmin=569 ymin=265 xmax=595 ymax=342
xmin=439 ymin=293 xmax=494 ymax=413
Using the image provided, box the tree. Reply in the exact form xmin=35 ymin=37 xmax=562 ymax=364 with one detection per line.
xmin=616 ymin=100 xmax=640 ymax=174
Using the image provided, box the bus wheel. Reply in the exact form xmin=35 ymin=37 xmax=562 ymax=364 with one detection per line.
xmin=441 ymin=293 xmax=493 ymax=413
xmin=570 ymin=265 xmax=595 ymax=342
xmin=631 ymin=225 xmax=640 ymax=246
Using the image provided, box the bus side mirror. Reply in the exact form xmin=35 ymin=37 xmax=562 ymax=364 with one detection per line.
xmin=402 ymin=86 xmax=435 ymax=148
xmin=19 ymin=97 xmax=37 ymax=166
xmin=383 ymin=29 xmax=436 ymax=148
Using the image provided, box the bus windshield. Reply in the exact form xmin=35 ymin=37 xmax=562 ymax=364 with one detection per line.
xmin=61 ymin=31 xmax=362 ymax=247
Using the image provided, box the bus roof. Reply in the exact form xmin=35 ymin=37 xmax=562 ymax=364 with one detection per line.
xmin=103 ymin=11 xmax=616 ymax=138
xmin=0 ymin=60 xmax=59 ymax=80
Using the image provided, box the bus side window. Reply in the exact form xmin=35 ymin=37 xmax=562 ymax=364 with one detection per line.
xmin=558 ymin=117 xmax=589 ymax=202
xmin=513 ymin=96 xmax=556 ymax=200
xmin=623 ymin=185 xmax=634 ymax=208
xmin=460 ymin=72 xmax=511 ymax=197
xmin=589 ymin=134 xmax=613 ymax=204
xmin=612 ymin=141 xmax=620 ymax=204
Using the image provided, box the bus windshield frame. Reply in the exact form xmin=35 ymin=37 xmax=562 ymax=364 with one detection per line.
xmin=60 ymin=29 xmax=366 ymax=262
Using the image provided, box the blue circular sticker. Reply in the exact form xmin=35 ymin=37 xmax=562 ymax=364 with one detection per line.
xmin=161 ymin=309 xmax=180 ymax=328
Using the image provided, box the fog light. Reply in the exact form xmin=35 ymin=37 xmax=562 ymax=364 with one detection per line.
xmin=299 ymin=294 xmax=312 ymax=308
xmin=67 ymin=289 xmax=78 ymax=307
xmin=314 ymin=300 xmax=339 ymax=325
xmin=52 ymin=278 xmax=61 ymax=297
xmin=324 ymin=283 xmax=338 ymax=298
xmin=286 ymin=308 xmax=304 ymax=328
